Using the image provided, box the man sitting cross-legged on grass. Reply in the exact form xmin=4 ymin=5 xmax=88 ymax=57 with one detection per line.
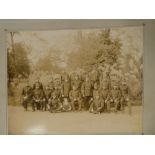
xmin=61 ymin=97 xmax=72 ymax=112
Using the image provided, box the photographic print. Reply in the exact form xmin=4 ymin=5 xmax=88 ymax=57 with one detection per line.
xmin=7 ymin=26 xmax=143 ymax=134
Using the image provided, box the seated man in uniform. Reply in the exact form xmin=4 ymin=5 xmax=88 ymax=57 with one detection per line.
xmin=89 ymin=82 xmax=104 ymax=114
xmin=61 ymin=97 xmax=72 ymax=112
xmin=32 ymin=82 xmax=44 ymax=111
xmin=42 ymin=85 xmax=52 ymax=111
xmin=21 ymin=80 xmax=33 ymax=111
xmin=48 ymin=86 xmax=62 ymax=113
xmin=69 ymin=85 xmax=82 ymax=111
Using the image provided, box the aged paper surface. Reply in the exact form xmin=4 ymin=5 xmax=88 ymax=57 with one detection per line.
xmin=0 ymin=19 xmax=154 ymax=134
xmin=7 ymin=26 xmax=143 ymax=134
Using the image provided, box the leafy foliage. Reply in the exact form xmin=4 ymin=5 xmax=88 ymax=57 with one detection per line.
xmin=35 ymin=49 xmax=62 ymax=74
xmin=68 ymin=29 xmax=122 ymax=71
xmin=8 ymin=43 xmax=30 ymax=81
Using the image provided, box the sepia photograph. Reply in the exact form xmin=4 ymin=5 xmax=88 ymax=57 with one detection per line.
xmin=0 ymin=1 xmax=154 ymax=155
xmin=7 ymin=26 xmax=143 ymax=134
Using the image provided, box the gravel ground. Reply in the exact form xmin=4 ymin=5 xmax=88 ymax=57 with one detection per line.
xmin=8 ymin=106 xmax=142 ymax=135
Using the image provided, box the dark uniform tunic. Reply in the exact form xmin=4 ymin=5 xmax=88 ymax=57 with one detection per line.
xmin=71 ymin=80 xmax=81 ymax=91
xmin=33 ymin=89 xmax=44 ymax=100
xmin=81 ymin=80 xmax=93 ymax=110
xmin=100 ymin=89 xmax=110 ymax=100
xmin=81 ymin=81 xmax=93 ymax=97
xmin=61 ymin=81 xmax=71 ymax=97
xmin=49 ymin=88 xmax=62 ymax=112
xmin=100 ymin=80 xmax=110 ymax=112
xmin=22 ymin=85 xmax=33 ymax=99
xmin=93 ymin=89 xmax=100 ymax=98
xmin=44 ymin=89 xmax=52 ymax=100
xmin=33 ymin=89 xmax=44 ymax=111
xmin=61 ymin=72 xmax=70 ymax=82
xmin=69 ymin=89 xmax=81 ymax=100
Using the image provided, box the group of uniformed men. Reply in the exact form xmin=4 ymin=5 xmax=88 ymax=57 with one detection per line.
xmin=21 ymin=70 xmax=131 ymax=114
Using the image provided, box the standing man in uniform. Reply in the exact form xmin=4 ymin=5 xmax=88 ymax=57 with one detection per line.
xmin=69 ymin=85 xmax=82 ymax=111
xmin=61 ymin=71 xmax=70 ymax=83
xmin=100 ymin=79 xmax=111 ymax=113
xmin=90 ymin=66 xmax=99 ymax=85
xmin=81 ymin=75 xmax=93 ymax=110
xmin=61 ymin=76 xmax=71 ymax=99
xmin=71 ymin=74 xmax=81 ymax=91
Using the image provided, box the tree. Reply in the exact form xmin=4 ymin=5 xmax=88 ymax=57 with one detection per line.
xmin=35 ymin=50 xmax=62 ymax=74
xmin=8 ymin=43 xmax=30 ymax=82
xmin=118 ymin=51 xmax=143 ymax=100
xmin=67 ymin=29 xmax=122 ymax=72
xmin=96 ymin=29 xmax=122 ymax=66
